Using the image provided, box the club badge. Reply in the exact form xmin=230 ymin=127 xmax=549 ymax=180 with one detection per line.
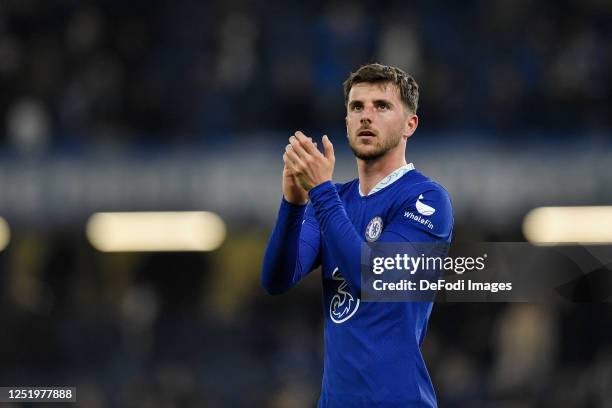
xmin=365 ymin=216 xmax=383 ymax=242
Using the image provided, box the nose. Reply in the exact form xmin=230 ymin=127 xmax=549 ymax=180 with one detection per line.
xmin=359 ymin=106 xmax=374 ymax=125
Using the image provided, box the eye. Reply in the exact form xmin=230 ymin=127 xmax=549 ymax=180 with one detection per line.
xmin=376 ymin=102 xmax=389 ymax=110
xmin=350 ymin=104 xmax=363 ymax=112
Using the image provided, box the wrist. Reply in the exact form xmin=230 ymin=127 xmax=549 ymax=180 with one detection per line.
xmin=308 ymin=180 xmax=335 ymax=198
xmin=282 ymin=195 xmax=308 ymax=206
xmin=309 ymin=178 xmax=333 ymax=190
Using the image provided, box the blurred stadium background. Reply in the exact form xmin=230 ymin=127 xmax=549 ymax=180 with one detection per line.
xmin=1 ymin=0 xmax=611 ymax=406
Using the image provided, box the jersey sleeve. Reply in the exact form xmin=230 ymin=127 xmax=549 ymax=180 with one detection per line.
xmin=261 ymin=198 xmax=321 ymax=295
xmin=382 ymin=182 xmax=454 ymax=243
xmin=308 ymin=181 xmax=365 ymax=296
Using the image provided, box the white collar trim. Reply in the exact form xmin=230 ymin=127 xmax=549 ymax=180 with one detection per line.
xmin=358 ymin=163 xmax=415 ymax=197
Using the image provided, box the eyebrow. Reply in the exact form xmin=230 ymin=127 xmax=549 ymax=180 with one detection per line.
xmin=373 ymin=99 xmax=393 ymax=106
xmin=348 ymin=99 xmax=394 ymax=107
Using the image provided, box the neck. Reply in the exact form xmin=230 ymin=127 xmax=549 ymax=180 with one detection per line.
xmin=357 ymin=148 xmax=407 ymax=195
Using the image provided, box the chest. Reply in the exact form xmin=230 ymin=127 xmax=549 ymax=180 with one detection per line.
xmin=320 ymin=193 xmax=396 ymax=279
xmin=351 ymin=195 xmax=396 ymax=237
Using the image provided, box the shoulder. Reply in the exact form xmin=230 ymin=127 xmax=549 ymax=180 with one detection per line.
xmin=384 ymin=171 xmax=454 ymax=240
xmin=397 ymin=171 xmax=452 ymax=208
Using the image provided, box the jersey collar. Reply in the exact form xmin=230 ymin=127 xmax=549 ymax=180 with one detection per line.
xmin=358 ymin=163 xmax=415 ymax=197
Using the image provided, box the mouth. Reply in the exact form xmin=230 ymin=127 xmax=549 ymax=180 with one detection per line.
xmin=357 ymin=130 xmax=376 ymax=137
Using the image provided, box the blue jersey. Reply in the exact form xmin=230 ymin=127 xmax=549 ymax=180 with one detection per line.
xmin=262 ymin=164 xmax=454 ymax=407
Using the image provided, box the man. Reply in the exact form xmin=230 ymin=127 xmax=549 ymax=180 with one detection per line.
xmin=261 ymin=63 xmax=453 ymax=407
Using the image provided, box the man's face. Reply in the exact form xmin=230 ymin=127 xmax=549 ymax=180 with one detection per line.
xmin=345 ymin=82 xmax=416 ymax=161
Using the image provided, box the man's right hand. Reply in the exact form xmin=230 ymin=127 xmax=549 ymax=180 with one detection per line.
xmin=282 ymin=161 xmax=308 ymax=205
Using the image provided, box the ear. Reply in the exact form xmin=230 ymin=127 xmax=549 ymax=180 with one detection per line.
xmin=404 ymin=113 xmax=418 ymax=139
xmin=345 ymin=116 xmax=349 ymax=137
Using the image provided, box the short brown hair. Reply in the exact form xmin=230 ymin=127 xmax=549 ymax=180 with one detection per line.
xmin=343 ymin=63 xmax=419 ymax=113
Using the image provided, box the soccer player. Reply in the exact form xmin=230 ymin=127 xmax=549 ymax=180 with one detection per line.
xmin=261 ymin=63 xmax=453 ymax=407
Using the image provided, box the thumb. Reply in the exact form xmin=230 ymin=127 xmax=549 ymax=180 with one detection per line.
xmin=322 ymin=135 xmax=334 ymax=160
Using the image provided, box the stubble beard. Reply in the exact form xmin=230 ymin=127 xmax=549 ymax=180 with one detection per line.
xmin=348 ymin=132 xmax=403 ymax=161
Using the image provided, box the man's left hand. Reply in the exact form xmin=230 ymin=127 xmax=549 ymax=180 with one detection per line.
xmin=283 ymin=131 xmax=335 ymax=191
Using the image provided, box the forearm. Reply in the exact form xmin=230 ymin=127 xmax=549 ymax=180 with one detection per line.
xmin=261 ymin=198 xmax=307 ymax=294
xmin=308 ymin=181 xmax=364 ymax=294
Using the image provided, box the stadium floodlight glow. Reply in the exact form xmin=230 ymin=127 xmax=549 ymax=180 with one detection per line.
xmin=523 ymin=206 xmax=612 ymax=244
xmin=86 ymin=211 xmax=226 ymax=252
xmin=0 ymin=217 xmax=10 ymax=251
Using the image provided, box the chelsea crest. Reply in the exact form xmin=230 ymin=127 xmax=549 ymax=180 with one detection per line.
xmin=365 ymin=216 xmax=383 ymax=242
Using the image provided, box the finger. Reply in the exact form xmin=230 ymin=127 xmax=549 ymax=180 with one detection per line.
xmin=322 ymin=135 xmax=335 ymax=161
xmin=283 ymin=153 xmax=299 ymax=175
xmin=283 ymin=152 xmax=297 ymax=171
xmin=289 ymin=136 xmax=311 ymax=160
xmin=295 ymin=131 xmax=320 ymax=156
xmin=285 ymin=144 xmax=304 ymax=169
